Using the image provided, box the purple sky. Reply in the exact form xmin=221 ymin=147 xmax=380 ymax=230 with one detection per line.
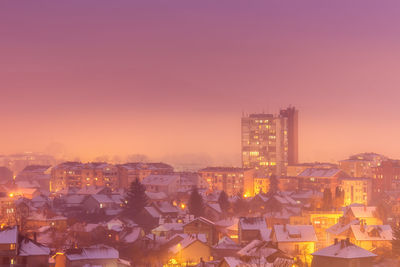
xmin=1 ymin=1 xmax=400 ymax=165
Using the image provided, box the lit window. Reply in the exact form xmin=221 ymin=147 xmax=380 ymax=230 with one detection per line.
xmin=10 ymin=243 xmax=15 ymax=250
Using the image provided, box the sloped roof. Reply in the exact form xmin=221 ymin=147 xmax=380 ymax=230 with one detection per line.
xmin=19 ymin=238 xmax=50 ymax=256
xmin=169 ymin=235 xmax=208 ymax=254
xmin=142 ymin=174 xmax=179 ymax=186
xmin=67 ymin=245 xmax=119 ymax=261
xmin=0 ymin=226 xmax=18 ymax=244
xmin=348 ymin=206 xmax=377 ymax=218
xmin=239 ymin=217 xmax=267 ymax=230
xmin=273 ymin=225 xmax=317 ymax=242
xmin=326 ymin=219 xmax=359 ymax=235
xmin=312 ymin=241 xmax=376 ymax=258
xmin=213 ymin=236 xmax=241 ymax=250
xmin=298 ymin=168 xmax=344 ymax=178
xmin=350 ymin=225 xmax=392 ymax=241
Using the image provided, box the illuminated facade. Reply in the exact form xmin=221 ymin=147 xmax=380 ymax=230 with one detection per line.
xmin=372 ymin=159 xmax=400 ymax=196
xmin=117 ymin=162 xmax=174 ymax=188
xmin=340 ymin=177 xmax=372 ymax=206
xmin=50 ymin=162 xmax=118 ymax=192
xmin=241 ymin=107 xmax=298 ymax=177
xmin=339 ymin=153 xmax=387 ymax=178
xmin=198 ymin=167 xmax=255 ymax=196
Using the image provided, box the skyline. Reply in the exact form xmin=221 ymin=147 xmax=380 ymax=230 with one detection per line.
xmin=2 ymin=1 xmax=400 ymax=164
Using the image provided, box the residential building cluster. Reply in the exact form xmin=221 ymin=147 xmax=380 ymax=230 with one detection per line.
xmin=0 ymin=107 xmax=398 ymax=266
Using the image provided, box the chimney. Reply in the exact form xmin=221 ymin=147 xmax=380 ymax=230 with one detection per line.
xmin=33 ymin=232 xmax=37 ymax=242
xmin=334 ymin=238 xmax=338 ymax=245
xmin=346 ymin=237 xmax=350 ymax=245
xmin=340 ymin=240 xmax=345 ymax=249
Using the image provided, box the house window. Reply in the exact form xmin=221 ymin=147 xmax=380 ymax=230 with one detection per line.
xmin=10 ymin=243 xmax=15 ymax=250
xmin=100 ymin=203 xmax=103 ymax=208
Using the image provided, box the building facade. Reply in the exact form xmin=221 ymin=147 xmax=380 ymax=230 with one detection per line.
xmin=50 ymin=162 xmax=118 ymax=192
xmin=198 ymin=167 xmax=255 ymax=196
xmin=241 ymin=107 xmax=298 ymax=177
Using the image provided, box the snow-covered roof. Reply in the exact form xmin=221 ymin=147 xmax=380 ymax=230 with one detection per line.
xmin=145 ymin=191 xmax=168 ymax=200
xmin=326 ymin=219 xmax=359 ymax=235
xmin=144 ymin=206 xmax=161 ymax=218
xmin=312 ymin=240 xmax=376 ymax=258
xmin=155 ymin=201 xmax=179 ymax=214
xmin=89 ymin=194 xmax=115 ymax=204
xmin=222 ymin=257 xmax=247 ymax=267
xmin=19 ymin=238 xmax=50 ymax=256
xmin=239 ymin=217 xmax=267 ymax=230
xmin=185 ymin=217 xmax=215 ymax=226
xmin=273 ymin=225 xmax=317 ymax=242
xmin=238 ymin=240 xmax=277 ymax=257
xmin=0 ymin=226 xmax=18 ymax=244
xmin=350 ymin=225 xmax=392 ymax=241
xmin=77 ymin=186 xmax=107 ymax=195
xmin=169 ymin=234 xmax=207 ymax=254
xmin=67 ymin=245 xmax=119 ymax=261
xmin=298 ymin=168 xmax=343 ymax=178
xmin=213 ymin=236 xmax=241 ymax=250
xmin=152 ymin=223 xmax=183 ymax=233
xmin=207 ymin=203 xmax=222 ymax=213
xmin=122 ymin=228 xmax=142 ymax=243
xmin=348 ymin=206 xmax=377 ymax=218
xmin=142 ymin=174 xmax=180 ymax=186
xmin=65 ymin=194 xmax=86 ymax=205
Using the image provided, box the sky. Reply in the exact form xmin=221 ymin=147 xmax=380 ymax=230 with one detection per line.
xmin=1 ymin=1 xmax=400 ymax=166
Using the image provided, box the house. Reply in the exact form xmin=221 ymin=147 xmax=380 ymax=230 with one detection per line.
xmin=142 ymin=174 xmax=180 ymax=195
xmin=349 ymin=224 xmax=392 ymax=251
xmin=55 ymin=244 xmax=130 ymax=267
xmin=272 ymin=224 xmax=317 ymax=265
xmin=0 ymin=226 xmax=50 ymax=267
xmin=215 ymin=218 xmax=239 ymax=241
xmin=238 ymin=217 xmax=270 ymax=245
xmin=167 ymin=234 xmax=211 ymax=266
xmin=311 ymin=239 xmax=377 ymax=267
xmin=344 ymin=205 xmax=382 ymax=225
xmin=212 ymin=236 xmax=241 ymax=259
xmin=237 ymin=240 xmax=294 ymax=266
xmin=26 ymin=211 xmax=68 ymax=231
xmin=82 ymin=194 xmax=119 ymax=214
xmin=183 ymin=217 xmax=218 ymax=246
xmin=290 ymin=210 xmax=343 ymax=247
xmin=326 ymin=218 xmax=360 ymax=245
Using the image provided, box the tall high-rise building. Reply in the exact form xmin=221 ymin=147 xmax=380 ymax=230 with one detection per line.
xmin=241 ymin=107 xmax=298 ymax=176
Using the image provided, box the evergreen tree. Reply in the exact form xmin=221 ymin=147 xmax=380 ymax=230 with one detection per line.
xmin=376 ymin=201 xmax=389 ymax=223
xmin=267 ymin=174 xmax=279 ymax=196
xmin=392 ymin=223 xmax=400 ymax=256
xmin=334 ymin=186 xmax=344 ymax=209
xmin=233 ymin=193 xmax=249 ymax=215
xmin=188 ymin=187 xmax=204 ymax=217
xmin=218 ymin=190 xmax=230 ymax=216
xmin=322 ymin=188 xmax=333 ymax=210
xmin=124 ymin=178 xmax=148 ymax=219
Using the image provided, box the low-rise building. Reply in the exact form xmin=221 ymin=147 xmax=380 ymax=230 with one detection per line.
xmin=142 ymin=174 xmax=180 ymax=196
xmin=198 ymin=167 xmax=255 ymax=197
xmin=272 ymin=224 xmax=317 ymax=265
xmin=311 ymin=239 xmax=377 ymax=267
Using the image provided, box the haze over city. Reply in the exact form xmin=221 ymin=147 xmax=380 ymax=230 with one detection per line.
xmin=2 ymin=0 xmax=400 ymax=165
